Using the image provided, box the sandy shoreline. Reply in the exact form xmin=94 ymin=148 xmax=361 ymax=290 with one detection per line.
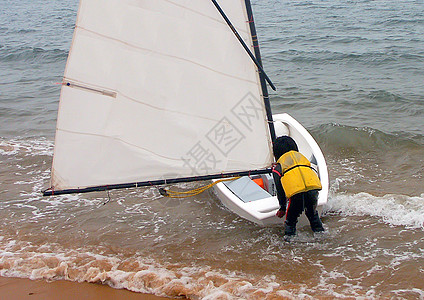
xmin=0 ymin=277 xmax=173 ymax=300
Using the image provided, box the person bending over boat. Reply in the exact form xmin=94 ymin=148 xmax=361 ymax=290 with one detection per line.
xmin=272 ymin=136 xmax=325 ymax=237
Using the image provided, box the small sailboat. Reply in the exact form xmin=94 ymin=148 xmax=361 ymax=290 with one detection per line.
xmin=44 ymin=0 xmax=328 ymax=227
xmin=213 ymin=113 xmax=328 ymax=226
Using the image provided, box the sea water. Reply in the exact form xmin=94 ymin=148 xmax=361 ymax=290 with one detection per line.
xmin=1 ymin=0 xmax=423 ymax=298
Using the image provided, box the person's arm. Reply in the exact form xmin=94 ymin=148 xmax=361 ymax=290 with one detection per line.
xmin=272 ymin=164 xmax=287 ymax=217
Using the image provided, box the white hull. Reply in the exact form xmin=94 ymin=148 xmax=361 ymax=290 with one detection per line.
xmin=213 ymin=113 xmax=329 ymax=227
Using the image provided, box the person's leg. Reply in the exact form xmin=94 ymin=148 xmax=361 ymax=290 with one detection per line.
xmin=304 ymin=190 xmax=324 ymax=232
xmin=284 ymin=194 xmax=304 ymax=236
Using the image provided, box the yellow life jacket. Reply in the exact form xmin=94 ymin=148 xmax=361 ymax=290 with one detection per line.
xmin=276 ymin=151 xmax=322 ymax=198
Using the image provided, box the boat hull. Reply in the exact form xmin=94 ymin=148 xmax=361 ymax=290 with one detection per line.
xmin=213 ymin=113 xmax=329 ymax=227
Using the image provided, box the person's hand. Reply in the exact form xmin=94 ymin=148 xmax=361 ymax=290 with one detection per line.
xmin=276 ymin=209 xmax=285 ymax=218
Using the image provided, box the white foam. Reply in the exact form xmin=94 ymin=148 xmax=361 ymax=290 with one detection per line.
xmin=391 ymin=288 xmax=424 ymax=299
xmin=0 ymin=239 xmax=304 ymax=299
xmin=0 ymin=138 xmax=54 ymax=157
xmin=1 ymin=229 xmax=421 ymax=299
xmin=325 ymin=192 xmax=424 ymax=229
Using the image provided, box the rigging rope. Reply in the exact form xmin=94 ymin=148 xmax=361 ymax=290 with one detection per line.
xmin=159 ymin=177 xmax=240 ymax=198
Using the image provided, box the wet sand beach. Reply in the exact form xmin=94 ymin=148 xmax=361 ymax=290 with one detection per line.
xmin=0 ymin=277 xmax=172 ymax=300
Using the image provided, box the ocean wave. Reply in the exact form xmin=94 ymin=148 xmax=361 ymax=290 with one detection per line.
xmin=0 ymin=239 xmax=302 ymax=299
xmin=311 ymin=123 xmax=424 ymax=153
xmin=272 ymin=48 xmax=423 ymax=65
xmin=0 ymin=235 xmax=397 ymax=299
xmin=367 ymin=90 xmax=407 ymax=103
xmin=325 ymin=192 xmax=424 ymax=229
xmin=374 ymin=18 xmax=424 ymax=26
xmin=15 ymin=29 xmax=38 ymax=34
xmin=0 ymin=46 xmax=68 ymax=63
xmin=310 ymin=124 xmax=423 ymax=197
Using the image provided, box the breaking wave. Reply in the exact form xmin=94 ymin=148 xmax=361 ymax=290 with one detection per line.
xmin=311 ymin=123 xmax=424 ymax=153
xmin=325 ymin=192 xmax=424 ymax=229
xmin=0 ymin=239 xmax=307 ymax=299
xmin=0 ymin=137 xmax=54 ymax=157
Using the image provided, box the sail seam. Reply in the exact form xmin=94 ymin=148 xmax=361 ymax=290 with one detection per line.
xmin=75 ymin=26 xmax=257 ymax=85
xmin=161 ymin=0 xmax=250 ymax=34
xmin=119 ymin=93 xmax=221 ymax=123
xmin=55 ymin=128 xmax=191 ymax=162
xmin=62 ymin=75 xmax=224 ymax=124
xmin=54 ymin=127 xmax=272 ymax=168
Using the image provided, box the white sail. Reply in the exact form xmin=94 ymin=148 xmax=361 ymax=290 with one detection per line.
xmin=50 ymin=0 xmax=273 ymax=191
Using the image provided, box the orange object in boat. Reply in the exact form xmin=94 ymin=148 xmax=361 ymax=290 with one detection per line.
xmin=252 ymin=177 xmax=265 ymax=189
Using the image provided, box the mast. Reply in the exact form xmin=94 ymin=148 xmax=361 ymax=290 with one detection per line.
xmin=210 ymin=0 xmax=276 ymax=92
xmin=244 ymin=0 xmax=276 ymax=142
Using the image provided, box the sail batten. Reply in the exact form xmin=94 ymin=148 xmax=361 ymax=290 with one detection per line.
xmin=49 ymin=0 xmax=274 ymax=193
